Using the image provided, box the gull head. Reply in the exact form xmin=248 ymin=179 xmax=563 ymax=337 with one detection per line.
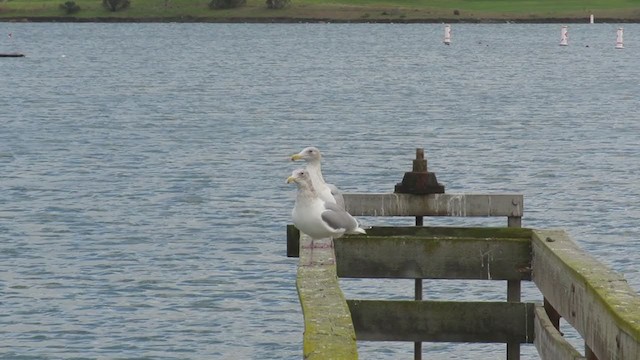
xmin=286 ymin=168 xmax=312 ymax=186
xmin=290 ymin=146 xmax=322 ymax=163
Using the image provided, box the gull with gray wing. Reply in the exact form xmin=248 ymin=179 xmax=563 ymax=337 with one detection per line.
xmin=287 ymin=168 xmax=365 ymax=247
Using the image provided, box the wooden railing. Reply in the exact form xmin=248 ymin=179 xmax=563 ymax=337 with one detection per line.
xmin=531 ymin=229 xmax=640 ymax=360
xmin=288 ymin=193 xmax=640 ymax=360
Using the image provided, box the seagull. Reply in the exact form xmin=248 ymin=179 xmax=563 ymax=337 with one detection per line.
xmin=287 ymin=169 xmax=365 ymax=247
xmin=290 ymin=146 xmax=345 ymax=209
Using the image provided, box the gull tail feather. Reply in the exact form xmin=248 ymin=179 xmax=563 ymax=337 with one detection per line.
xmin=347 ymin=227 xmax=366 ymax=235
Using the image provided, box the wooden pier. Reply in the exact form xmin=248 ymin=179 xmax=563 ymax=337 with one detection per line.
xmin=286 ymin=149 xmax=640 ymax=360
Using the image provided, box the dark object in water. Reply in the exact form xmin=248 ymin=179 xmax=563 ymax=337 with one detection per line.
xmin=0 ymin=53 xmax=25 ymax=57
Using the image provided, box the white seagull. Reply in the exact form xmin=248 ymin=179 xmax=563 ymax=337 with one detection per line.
xmin=290 ymin=146 xmax=345 ymax=209
xmin=287 ymin=169 xmax=365 ymax=247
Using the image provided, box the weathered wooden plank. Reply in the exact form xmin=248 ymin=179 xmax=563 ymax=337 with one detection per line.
xmin=532 ymin=230 xmax=640 ymax=360
xmin=347 ymin=300 xmax=535 ymax=343
xmin=335 ymin=230 xmax=532 ymax=280
xmin=296 ymin=234 xmax=358 ymax=359
xmin=534 ymin=305 xmax=586 ymax=360
xmin=343 ymin=193 xmax=523 ymax=218
xmin=287 ymin=225 xmax=532 ymax=259
xmin=347 ymin=225 xmax=532 ymax=239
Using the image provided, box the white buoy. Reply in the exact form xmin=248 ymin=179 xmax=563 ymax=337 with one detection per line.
xmin=560 ymin=26 xmax=569 ymax=46
xmin=616 ymin=27 xmax=624 ymax=49
xmin=590 ymin=14 xmax=594 ymax=24
xmin=443 ymin=24 xmax=451 ymax=45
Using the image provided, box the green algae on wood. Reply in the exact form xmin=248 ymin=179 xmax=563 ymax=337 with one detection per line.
xmin=296 ymin=234 xmax=357 ymax=359
xmin=335 ymin=231 xmax=531 ymax=280
xmin=532 ymin=229 xmax=640 ymax=360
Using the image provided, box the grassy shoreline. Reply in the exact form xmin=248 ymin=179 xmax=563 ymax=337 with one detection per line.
xmin=1 ymin=0 xmax=639 ymax=23
xmin=4 ymin=17 xmax=639 ymax=24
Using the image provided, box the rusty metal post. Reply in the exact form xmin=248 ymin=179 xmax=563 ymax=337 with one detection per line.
xmin=395 ymin=148 xmax=444 ymax=360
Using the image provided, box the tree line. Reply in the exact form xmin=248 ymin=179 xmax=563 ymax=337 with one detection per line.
xmin=60 ymin=0 xmax=290 ymax=15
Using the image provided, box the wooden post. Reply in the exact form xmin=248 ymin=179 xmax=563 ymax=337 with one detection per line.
xmin=286 ymin=224 xmax=300 ymax=257
xmin=508 ymin=216 xmax=522 ymax=228
xmin=543 ymin=298 xmax=561 ymax=331
xmin=507 ymin=215 xmax=522 ymax=360
xmin=585 ymin=345 xmax=599 ymax=360
xmin=533 ymin=305 xmax=585 ymax=360
xmin=507 ymin=281 xmax=521 ymax=360
xmin=415 ymin=216 xmax=423 ymax=360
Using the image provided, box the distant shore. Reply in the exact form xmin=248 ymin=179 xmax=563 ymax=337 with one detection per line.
xmin=2 ymin=0 xmax=639 ymax=24
xmin=2 ymin=17 xmax=639 ymax=23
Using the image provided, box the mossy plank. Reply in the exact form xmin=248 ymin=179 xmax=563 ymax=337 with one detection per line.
xmin=352 ymin=225 xmax=532 ymax=239
xmin=287 ymin=225 xmax=532 ymax=259
xmin=534 ymin=305 xmax=585 ymax=360
xmin=532 ymin=230 xmax=640 ymax=360
xmin=343 ymin=193 xmax=523 ymax=218
xmin=347 ymin=300 xmax=534 ymax=343
xmin=335 ymin=234 xmax=531 ymax=280
xmin=296 ymin=234 xmax=357 ymax=359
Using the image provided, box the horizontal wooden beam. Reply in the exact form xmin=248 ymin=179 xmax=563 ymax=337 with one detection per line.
xmin=343 ymin=225 xmax=532 ymax=239
xmin=296 ymin=234 xmax=358 ymax=359
xmin=347 ymin=300 xmax=535 ymax=343
xmin=288 ymin=225 xmax=532 ymax=259
xmin=534 ymin=305 xmax=585 ymax=360
xmin=343 ymin=193 xmax=523 ymax=218
xmin=335 ymin=227 xmax=532 ymax=280
xmin=532 ymin=230 xmax=640 ymax=360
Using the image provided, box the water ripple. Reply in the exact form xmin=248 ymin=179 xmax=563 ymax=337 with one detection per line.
xmin=1 ymin=22 xmax=639 ymax=360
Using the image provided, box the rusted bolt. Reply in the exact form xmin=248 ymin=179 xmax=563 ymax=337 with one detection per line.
xmin=394 ymin=148 xmax=445 ymax=194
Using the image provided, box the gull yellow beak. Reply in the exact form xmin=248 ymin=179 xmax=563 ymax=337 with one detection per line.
xmin=290 ymin=154 xmax=303 ymax=161
xmin=286 ymin=176 xmax=296 ymax=183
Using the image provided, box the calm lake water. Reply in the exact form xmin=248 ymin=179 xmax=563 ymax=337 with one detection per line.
xmin=1 ymin=22 xmax=639 ymax=359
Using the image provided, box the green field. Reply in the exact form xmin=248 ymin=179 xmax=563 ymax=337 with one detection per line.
xmin=1 ymin=0 xmax=640 ymax=22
